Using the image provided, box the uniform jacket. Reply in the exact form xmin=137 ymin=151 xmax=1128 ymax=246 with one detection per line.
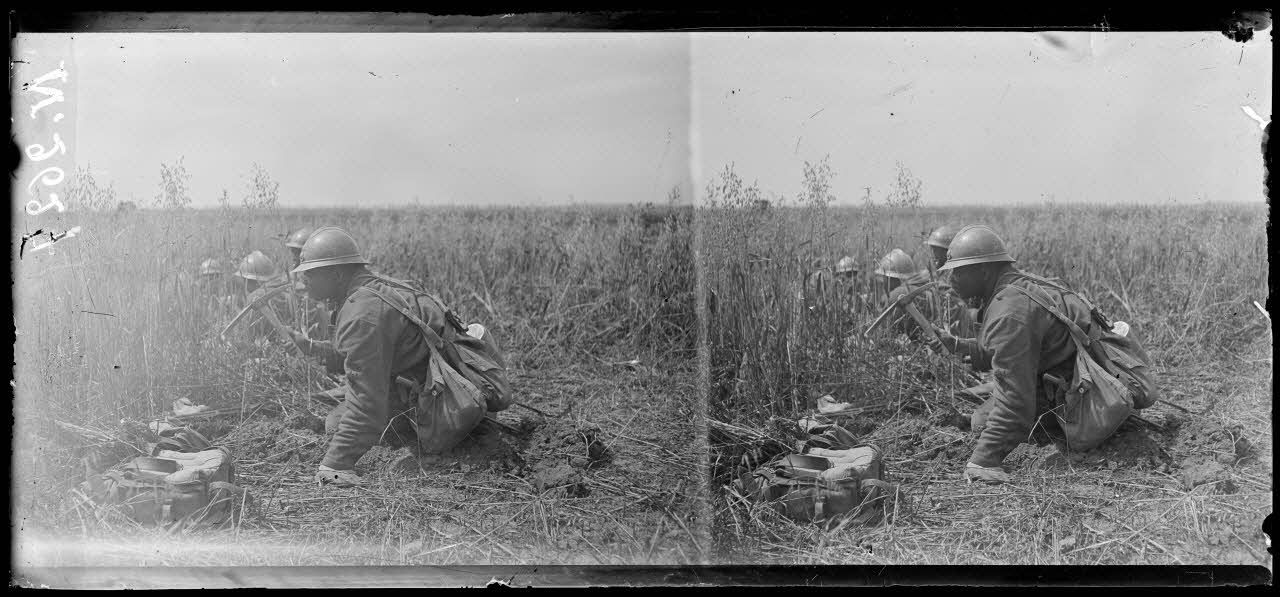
xmin=307 ymin=272 xmax=448 ymax=470
xmin=955 ymin=269 xmax=1092 ymax=467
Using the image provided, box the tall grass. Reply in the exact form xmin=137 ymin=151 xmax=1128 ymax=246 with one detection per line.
xmin=12 ymin=201 xmax=695 ymax=524
xmin=701 ymin=162 xmax=1269 ymax=423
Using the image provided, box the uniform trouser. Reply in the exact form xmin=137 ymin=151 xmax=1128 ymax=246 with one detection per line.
xmin=970 ymin=386 xmax=1062 ymax=442
xmin=325 ymin=386 xmax=419 ymax=448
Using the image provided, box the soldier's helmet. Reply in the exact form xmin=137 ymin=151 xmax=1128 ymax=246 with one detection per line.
xmin=235 ymin=250 xmax=279 ymax=281
xmin=874 ymin=249 xmax=916 ymax=280
xmin=938 ymin=225 xmax=1016 ymax=271
xmin=199 ymin=258 xmax=227 ymax=277
xmin=925 ymin=225 xmax=960 ymax=249
xmin=285 ymin=226 xmax=316 ymax=250
xmin=835 ymin=256 xmax=858 ymax=275
xmin=291 ymin=226 xmax=370 ymax=274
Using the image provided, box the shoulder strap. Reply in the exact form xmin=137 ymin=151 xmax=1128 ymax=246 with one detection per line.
xmin=361 ymin=284 xmax=446 ymax=352
xmin=1005 ymin=284 xmax=1093 ymax=349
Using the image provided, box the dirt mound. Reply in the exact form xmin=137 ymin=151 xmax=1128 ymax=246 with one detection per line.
xmin=522 ymin=419 xmax=612 ymax=497
xmin=226 ymin=420 xmax=325 ymax=466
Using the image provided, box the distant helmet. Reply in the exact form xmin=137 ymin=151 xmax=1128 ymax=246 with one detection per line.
xmin=874 ymin=249 xmax=916 ymax=280
xmin=291 ymin=226 xmax=370 ymax=274
xmin=285 ymin=226 xmax=316 ymax=249
xmin=835 ymin=256 xmax=858 ymax=274
xmin=199 ymin=258 xmax=227 ymax=277
xmin=235 ymin=250 xmax=278 ymax=282
xmin=938 ymin=225 xmax=1016 ymax=271
xmin=925 ymin=225 xmax=960 ymax=249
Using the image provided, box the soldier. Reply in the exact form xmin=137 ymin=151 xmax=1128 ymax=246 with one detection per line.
xmin=231 ymin=250 xmax=293 ymax=341
xmin=873 ymin=248 xmax=936 ymax=338
xmin=287 ymin=226 xmax=480 ymax=488
xmin=801 ymin=256 xmax=861 ymax=322
xmin=924 ymin=225 xmax=960 ymax=271
xmin=923 ymin=225 xmax=979 ymax=339
xmin=927 ymin=225 xmax=1147 ymax=484
xmin=197 ymin=258 xmax=235 ymax=315
xmin=283 ymin=226 xmax=331 ymax=340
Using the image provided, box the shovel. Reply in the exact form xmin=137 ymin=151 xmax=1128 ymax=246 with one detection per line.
xmin=863 ymin=281 xmax=948 ymax=353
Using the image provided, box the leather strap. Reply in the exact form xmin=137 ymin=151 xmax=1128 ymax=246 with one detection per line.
xmin=1005 ymin=284 xmax=1093 ymax=348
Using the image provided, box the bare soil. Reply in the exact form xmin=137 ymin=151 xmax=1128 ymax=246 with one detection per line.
xmin=17 ymin=357 xmax=705 ymax=566
xmin=711 ymin=341 xmax=1273 ymax=566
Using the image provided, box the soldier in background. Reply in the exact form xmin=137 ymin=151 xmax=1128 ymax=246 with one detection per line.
xmin=874 ymin=248 xmax=937 ymax=339
xmin=284 ymin=226 xmax=332 ymax=341
xmin=231 ymin=250 xmax=293 ymax=342
xmin=197 ymin=257 xmax=236 ymax=318
xmin=924 ymin=224 xmax=979 ymax=339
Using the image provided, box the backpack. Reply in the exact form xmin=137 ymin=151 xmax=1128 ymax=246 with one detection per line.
xmin=361 ymin=279 xmax=512 ymax=455
xmin=734 ymin=444 xmax=897 ymax=524
xmin=88 ymin=441 xmax=249 ymax=529
xmin=368 ymin=276 xmax=514 ymax=413
xmin=1007 ymin=282 xmax=1159 ymax=452
xmin=732 ymin=421 xmax=898 ymax=525
xmin=1012 ymin=273 xmax=1159 ymax=409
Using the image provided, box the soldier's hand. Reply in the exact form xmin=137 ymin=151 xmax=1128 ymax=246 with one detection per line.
xmin=962 ymin=462 xmax=1010 ymax=485
xmin=928 ymin=325 xmax=960 ymax=353
xmin=315 ymin=465 xmax=364 ymax=487
xmin=288 ymin=330 xmax=311 ymax=354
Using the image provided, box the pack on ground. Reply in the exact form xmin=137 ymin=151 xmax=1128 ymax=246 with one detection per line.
xmin=733 ymin=422 xmax=900 ymax=524
xmin=87 ymin=445 xmax=251 ymax=529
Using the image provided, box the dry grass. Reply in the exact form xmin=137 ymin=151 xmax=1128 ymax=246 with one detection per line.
xmin=701 ymin=162 xmax=1271 ymax=567
xmin=13 ymin=201 xmax=702 ymax=566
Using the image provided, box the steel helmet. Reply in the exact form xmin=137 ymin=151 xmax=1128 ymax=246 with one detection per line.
xmin=874 ymin=249 xmax=916 ymax=280
xmin=925 ymin=225 xmax=960 ymax=249
xmin=835 ymin=256 xmax=858 ymax=274
xmin=938 ymin=225 xmax=1015 ymax=271
xmin=285 ymin=226 xmax=316 ymax=249
xmin=292 ymin=226 xmax=370 ymax=273
xmin=235 ymin=250 xmax=278 ymax=281
xmin=199 ymin=258 xmax=227 ymax=277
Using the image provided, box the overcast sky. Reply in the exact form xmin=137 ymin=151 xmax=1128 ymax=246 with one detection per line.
xmin=693 ymin=31 xmax=1271 ymax=206
xmin=13 ymin=29 xmax=1271 ymax=208
xmin=27 ymin=33 xmax=691 ymax=208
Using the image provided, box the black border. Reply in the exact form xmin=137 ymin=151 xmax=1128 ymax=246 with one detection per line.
xmin=8 ymin=6 xmax=1274 ymax=590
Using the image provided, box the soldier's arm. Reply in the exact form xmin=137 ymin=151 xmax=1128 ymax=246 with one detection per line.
xmin=304 ymin=338 xmax=345 ymax=373
xmin=968 ymin=302 xmax=1044 ymax=468
xmin=320 ymin=301 xmax=397 ymax=470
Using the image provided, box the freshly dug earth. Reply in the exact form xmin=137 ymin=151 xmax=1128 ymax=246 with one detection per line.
xmin=26 ymin=360 xmax=705 ymax=566
xmin=713 ymin=349 xmax=1272 ymax=566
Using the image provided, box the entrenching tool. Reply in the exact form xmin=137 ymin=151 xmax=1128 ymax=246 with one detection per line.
xmin=220 ymin=283 xmax=304 ymax=356
xmin=862 ymin=281 xmax=949 ymax=354
xmin=220 ymin=283 xmax=291 ymax=340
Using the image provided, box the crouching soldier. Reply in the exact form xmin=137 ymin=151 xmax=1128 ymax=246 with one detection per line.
xmin=288 ymin=226 xmax=487 ymax=488
xmin=801 ymin=256 xmax=862 ymax=326
xmin=283 ymin=226 xmax=332 ymax=342
xmin=228 ymin=250 xmax=294 ymax=345
xmin=928 ymin=225 xmax=1158 ymax=485
xmin=924 ymin=225 xmax=979 ymax=339
xmin=874 ymin=248 xmax=937 ymax=339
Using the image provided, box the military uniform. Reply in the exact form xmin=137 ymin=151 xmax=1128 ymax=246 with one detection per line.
xmin=884 ymin=270 xmax=937 ymax=337
xmin=299 ymin=272 xmax=447 ymax=471
xmin=949 ymin=269 xmax=1089 ymax=468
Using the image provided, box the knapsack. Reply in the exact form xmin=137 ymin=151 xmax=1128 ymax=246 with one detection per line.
xmin=735 ymin=445 xmax=897 ymax=524
xmin=87 ymin=439 xmax=249 ymax=529
xmin=732 ymin=422 xmax=898 ymax=525
xmin=1007 ymin=282 xmax=1160 ymax=452
xmin=368 ymin=276 xmax=514 ymax=413
xmin=361 ymin=278 xmax=513 ymax=455
xmin=1012 ymin=273 xmax=1159 ymax=410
